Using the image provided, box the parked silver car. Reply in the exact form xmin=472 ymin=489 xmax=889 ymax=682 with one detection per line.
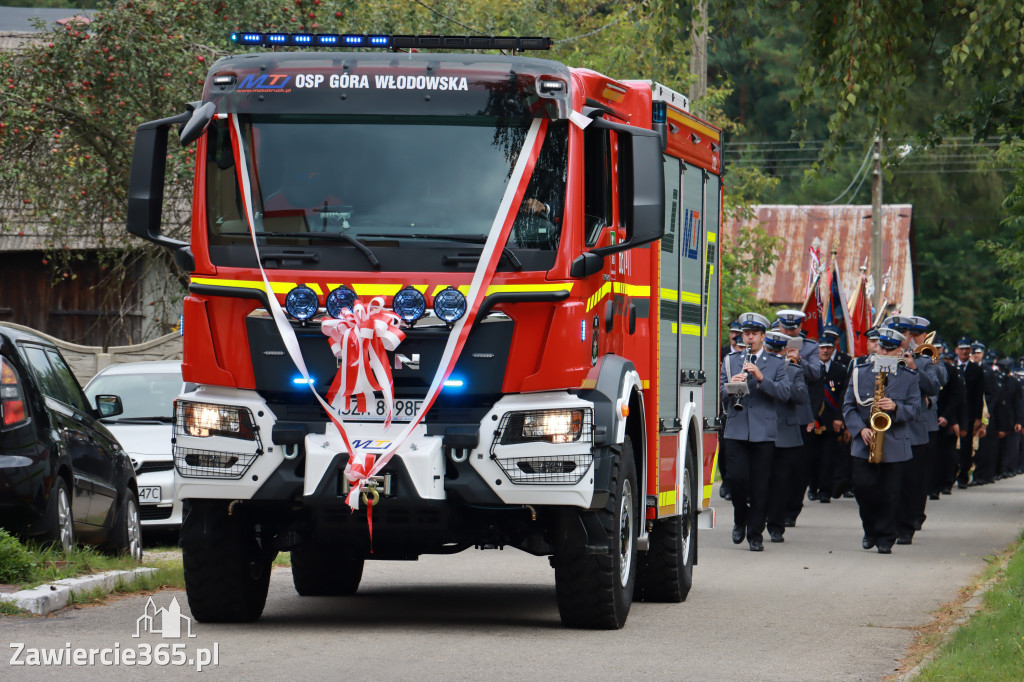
xmin=84 ymin=361 xmax=187 ymax=531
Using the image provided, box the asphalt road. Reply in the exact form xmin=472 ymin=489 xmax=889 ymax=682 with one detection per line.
xmin=4 ymin=476 xmax=1023 ymax=681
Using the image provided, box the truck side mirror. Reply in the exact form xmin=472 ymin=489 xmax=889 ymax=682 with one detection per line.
xmin=179 ymin=102 xmax=217 ymax=146
xmin=586 ymin=118 xmax=665 ymax=260
xmin=127 ymin=110 xmax=192 ymax=251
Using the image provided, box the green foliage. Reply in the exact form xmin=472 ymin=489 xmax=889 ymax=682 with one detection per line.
xmin=0 ymin=0 xmax=721 ymax=342
xmin=918 ymin=538 xmax=1024 ymax=679
xmin=983 ymin=152 xmax=1024 ymax=354
xmin=719 ymin=221 xmax=782 ymax=339
xmin=0 ymin=529 xmax=35 ymax=583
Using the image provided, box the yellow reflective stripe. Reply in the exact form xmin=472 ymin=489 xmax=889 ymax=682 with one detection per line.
xmin=436 ymin=283 xmax=574 ymax=298
xmin=613 ymin=282 xmax=649 ymax=297
xmin=667 ymin=108 xmax=721 ymax=142
xmin=658 ymin=490 xmax=676 ymax=508
xmin=349 ymin=284 xmax=401 ymax=297
xmin=680 ymin=291 xmax=700 ymax=305
xmin=191 ymin=277 xmax=320 ymax=296
xmin=642 ymin=380 xmax=650 ymax=389
xmin=671 ymin=323 xmax=701 ymax=337
xmin=586 ymin=281 xmax=613 ymax=312
xmin=661 ymin=288 xmax=700 ymax=305
xmin=708 ymin=232 xmax=716 ymax=243
xmin=192 ymin=278 xmax=573 ymax=301
xmin=486 ymin=283 xmax=574 ymax=294
xmin=703 ymin=483 xmax=713 ymax=501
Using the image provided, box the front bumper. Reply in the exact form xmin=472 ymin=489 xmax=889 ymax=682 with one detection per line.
xmin=174 ymin=387 xmax=599 ymax=510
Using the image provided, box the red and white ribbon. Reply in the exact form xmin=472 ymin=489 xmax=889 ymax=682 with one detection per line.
xmin=229 ymin=115 xmax=546 ymax=512
xmin=321 ymin=298 xmax=404 ymax=427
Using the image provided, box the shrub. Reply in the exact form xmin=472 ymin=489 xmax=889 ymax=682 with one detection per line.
xmin=0 ymin=529 xmax=35 ymax=583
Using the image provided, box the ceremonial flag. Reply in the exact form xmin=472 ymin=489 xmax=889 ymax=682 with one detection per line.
xmin=821 ymin=260 xmax=856 ymax=354
xmin=800 ymin=245 xmax=824 ymax=339
xmin=847 ymin=270 xmax=872 ymax=356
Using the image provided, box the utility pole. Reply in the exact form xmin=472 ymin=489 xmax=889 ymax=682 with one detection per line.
xmin=871 ymin=135 xmax=883 ymax=310
xmin=689 ymin=0 xmax=708 ymax=117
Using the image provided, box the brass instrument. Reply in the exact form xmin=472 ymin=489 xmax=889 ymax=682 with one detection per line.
xmin=868 ymin=369 xmax=891 ymax=464
xmin=913 ymin=331 xmax=938 ymax=360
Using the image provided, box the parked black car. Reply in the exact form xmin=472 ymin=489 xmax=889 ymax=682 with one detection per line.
xmin=0 ymin=323 xmax=142 ymax=560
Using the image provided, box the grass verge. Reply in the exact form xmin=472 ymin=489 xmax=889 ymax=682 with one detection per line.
xmin=911 ymin=529 xmax=1024 ymax=679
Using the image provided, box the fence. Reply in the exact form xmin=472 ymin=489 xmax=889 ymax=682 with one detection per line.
xmin=1 ymin=322 xmax=182 ymax=384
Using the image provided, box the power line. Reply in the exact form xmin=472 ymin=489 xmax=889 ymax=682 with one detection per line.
xmin=823 ymin=142 xmax=872 ymax=204
xmin=409 ymin=0 xmax=487 ymax=35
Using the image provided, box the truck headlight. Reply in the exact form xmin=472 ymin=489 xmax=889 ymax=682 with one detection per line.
xmin=177 ymin=401 xmax=256 ymax=440
xmin=499 ymin=409 xmax=590 ymax=445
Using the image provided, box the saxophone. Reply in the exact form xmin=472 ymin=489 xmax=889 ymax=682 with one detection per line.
xmin=868 ymin=369 xmax=891 ymax=464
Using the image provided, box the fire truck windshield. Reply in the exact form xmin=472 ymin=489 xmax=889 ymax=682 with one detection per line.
xmin=205 ymin=115 xmax=568 ymax=268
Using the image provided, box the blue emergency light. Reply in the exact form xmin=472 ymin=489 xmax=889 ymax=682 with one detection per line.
xmin=229 ymin=32 xmax=552 ymax=51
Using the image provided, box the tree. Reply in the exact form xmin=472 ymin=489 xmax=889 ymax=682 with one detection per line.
xmin=1 ymin=0 xmax=768 ymax=344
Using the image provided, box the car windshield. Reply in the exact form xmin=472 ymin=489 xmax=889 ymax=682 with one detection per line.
xmin=85 ymin=372 xmax=180 ymax=420
xmin=205 ymin=115 xmax=567 ymax=247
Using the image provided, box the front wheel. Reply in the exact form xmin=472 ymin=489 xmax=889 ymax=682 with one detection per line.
xmin=554 ymin=437 xmax=638 ymax=629
xmin=180 ymin=500 xmax=273 ymax=623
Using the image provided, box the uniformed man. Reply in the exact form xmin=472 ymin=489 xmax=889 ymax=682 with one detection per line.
xmin=774 ymin=309 xmax=823 ymax=526
xmin=954 ymin=337 xmax=984 ymax=488
xmin=764 ymin=330 xmax=809 ymax=543
xmin=885 ymin=316 xmax=940 ymax=544
xmin=719 ymin=312 xmax=792 ymax=551
xmin=721 ymin=319 xmax=744 ymax=362
xmin=864 ymin=327 xmax=880 ymax=357
xmin=933 ymin=342 xmax=965 ymax=497
xmin=812 ymin=331 xmax=849 ymax=502
xmin=972 ymin=343 xmax=1001 ymax=485
xmin=843 ymin=327 xmax=921 ymax=554
xmin=907 ymin=317 xmax=947 ymax=512
xmin=1007 ymin=358 xmax=1024 ymax=475
xmin=994 ymin=357 xmax=1022 ymax=479
xmin=719 ymin=319 xmax=745 ymax=501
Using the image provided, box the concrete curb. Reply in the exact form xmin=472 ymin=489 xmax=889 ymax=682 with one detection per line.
xmin=0 ymin=568 xmax=158 ymax=615
xmin=900 ymin=574 xmax=1000 ymax=679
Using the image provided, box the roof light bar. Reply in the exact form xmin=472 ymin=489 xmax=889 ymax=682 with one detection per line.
xmin=229 ymin=32 xmax=553 ymax=51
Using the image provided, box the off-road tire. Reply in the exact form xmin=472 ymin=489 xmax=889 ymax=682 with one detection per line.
xmin=41 ymin=478 xmax=74 ymax=552
xmin=102 ymin=490 xmax=143 ymax=562
xmin=554 ymin=437 xmax=638 ymax=629
xmin=636 ymin=447 xmax=696 ymax=602
xmin=291 ymin=544 xmax=364 ymax=596
xmin=180 ymin=500 xmax=273 ymax=623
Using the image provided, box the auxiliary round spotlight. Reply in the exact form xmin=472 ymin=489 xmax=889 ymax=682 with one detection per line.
xmin=433 ymin=286 xmax=467 ymax=324
xmin=392 ymin=287 xmax=426 ymax=323
xmin=325 ymin=286 xmax=357 ymax=318
xmin=284 ymin=285 xmax=319 ymax=321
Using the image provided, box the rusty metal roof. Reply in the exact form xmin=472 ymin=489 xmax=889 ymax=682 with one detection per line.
xmin=723 ymin=204 xmax=914 ymax=313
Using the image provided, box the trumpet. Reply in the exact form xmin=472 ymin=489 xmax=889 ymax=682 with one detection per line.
xmin=912 ymin=331 xmax=938 ymax=360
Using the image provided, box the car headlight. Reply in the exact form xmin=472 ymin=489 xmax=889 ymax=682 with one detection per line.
xmin=177 ymin=401 xmax=256 ymax=440
xmin=499 ymin=409 xmax=589 ymax=445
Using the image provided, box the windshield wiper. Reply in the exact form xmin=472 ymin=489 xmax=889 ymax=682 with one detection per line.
xmin=357 ymin=233 xmax=523 ymax=270
xmin=219 ymin=231 xmax=380 ymax=269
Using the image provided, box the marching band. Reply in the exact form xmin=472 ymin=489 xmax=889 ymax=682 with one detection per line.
xmin=719 ymin=309 xmax=1024 ymax=554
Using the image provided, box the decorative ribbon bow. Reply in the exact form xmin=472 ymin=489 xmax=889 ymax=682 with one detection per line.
xmin=321 ymin=297 xmax=405 ymax=428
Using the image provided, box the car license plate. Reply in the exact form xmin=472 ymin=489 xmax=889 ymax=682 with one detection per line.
xmin=337 ymin=398 xmax=423 ymax=422
xmin=139 ymin=486 xmax=161 ymax=503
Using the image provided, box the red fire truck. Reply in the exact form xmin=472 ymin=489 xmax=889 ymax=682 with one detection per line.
xmin=127 ymin=33 xmax=722 ymax=629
